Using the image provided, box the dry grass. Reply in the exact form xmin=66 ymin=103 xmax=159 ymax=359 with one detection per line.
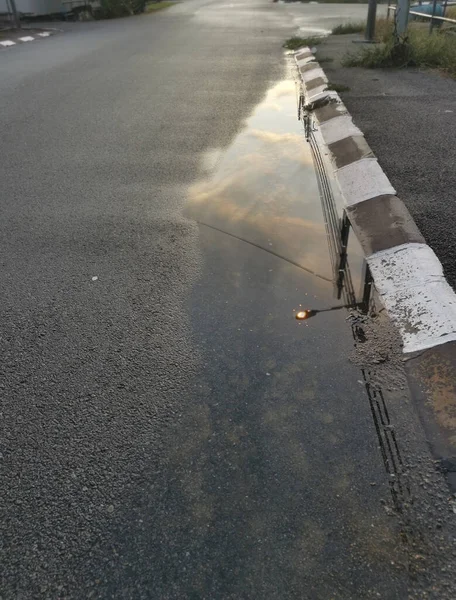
xmin=283 ymin=36 xmax=325 ymax=50
xmin=344 ymin=18 xmax=456 ymax=78
xmin=145 ymin=1 xmax=175 ymax=13
xmin=326 ymin=82 xmax=351 ymax=92
xmin=445 ymin=5 xmax=456 ymax=20
xmin=374 ymin=17 xmax=394 ymax=42
xmin=332 ymin=22 xmax=365 ymax=35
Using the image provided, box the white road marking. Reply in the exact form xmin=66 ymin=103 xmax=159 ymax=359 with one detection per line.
xmin=368 ymin=243 xmax=456 ymax=353
xmin=0 ymin=40 xmax=16 ymax=47
xmin=19 ymin=36 xmax=34 ymax=42
xmin=38 ymin=32 xmax=51 ymax=37
xmin=319 ymin=115 xmax=363 ymax=146
xmin=336 ymin=158 xmax=396 ymax=206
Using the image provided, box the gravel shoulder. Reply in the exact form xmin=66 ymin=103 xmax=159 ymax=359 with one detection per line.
xmin=316 ymin=33 xmax=456 ymax=290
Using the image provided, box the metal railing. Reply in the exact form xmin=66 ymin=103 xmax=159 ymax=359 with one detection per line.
xmin=2 ymin=0 xmax=20 ymax=29
xmin=387 ymin=2 xmax=456 ymax=34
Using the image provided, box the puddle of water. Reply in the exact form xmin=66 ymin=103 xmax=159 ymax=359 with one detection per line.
xmin=136 ymin=75 xmax=410 ymax=598
xmin=186 ymin=76 xmax=366 ymax=310
xmin=186 ymin=79 xmax=333 ymax=282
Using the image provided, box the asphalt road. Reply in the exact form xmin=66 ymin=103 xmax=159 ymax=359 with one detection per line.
xmin=1 ymin=2 xmax=454 ymax=598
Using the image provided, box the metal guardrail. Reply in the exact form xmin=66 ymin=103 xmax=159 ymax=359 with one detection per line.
xmin=387 ymin=3 xmax=456 ymax=34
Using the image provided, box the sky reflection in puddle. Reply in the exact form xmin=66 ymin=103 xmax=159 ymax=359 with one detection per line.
xmin=186 ymin=77 xmax=365 ymax=302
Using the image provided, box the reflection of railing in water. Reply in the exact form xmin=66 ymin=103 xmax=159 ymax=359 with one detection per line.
xmin=300 ymin=94 xmax=409 ymax=512
xmin=349 ymin=312 xmax=411 ymax=513
xmin=301 ymin=101 xmax=362 ymax=311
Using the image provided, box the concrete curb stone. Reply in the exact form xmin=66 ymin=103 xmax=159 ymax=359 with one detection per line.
xmin=294 ymin=48 xmax=456 ymax=485
xmin=295 ymin=47 xmax=456 ymax=355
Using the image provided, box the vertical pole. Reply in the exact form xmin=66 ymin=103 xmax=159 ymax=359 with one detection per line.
xmin=361 ymin=264 xmax=373 ymax=314
xmin=337 ymin=212 xmax=350 ymax=300
xmin=9 ymin=0 xmax=21 ymax=29
xmin=365 ymin=0 xmax=378 ymax=41
xmin=443 ymin=0 xmax=448 ymax=18
xmin=395 ymin=0 xmax=410 ymax=37
xmin=429 ymin=0 xmax=438 ymax=34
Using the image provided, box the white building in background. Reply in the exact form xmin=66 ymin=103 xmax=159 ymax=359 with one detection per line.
xmin=0 ymin=0 xmax=82 ymax=17
xmin=0 ymin=0 xmax=64 ymax=16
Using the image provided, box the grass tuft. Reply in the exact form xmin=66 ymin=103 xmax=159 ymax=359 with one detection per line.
xmin=445 ymin=6 xmax=456 ymax=20
xmin=374 ymin=18 xmax=395 ymax=42
xmin=343 ymin=20 xmax=456 ymax=78
xmin=283 ymin=36 xmax=325 ymax=50
xmin=145 ymin=1 xmax=175 ymax=13
xmin=332 ymin=22 xmax=365 ymax=35
xmin=326 ymin=82 xmax=351 ymax=92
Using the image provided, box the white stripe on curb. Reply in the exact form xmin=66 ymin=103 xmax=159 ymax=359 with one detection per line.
xmin=0 ymin=40 xmax=16 ymax=47
xmin=368 ymin=244 xmax=456 ymax=353
xmin=319 ymin=115 xmax=363 ymax=146
xmin=307 ymin=85 xmax=329 ymax=101
xmin=19 ymin=36 xmax=35 ymax=42
xmin=336 ymin=158 xmax=396 ymax=206
xmin=323 ymin=103 xmax=349 ymax=119
xmin=302 ymin=68 xmax=326 ymax=83
xmin=305 ymin=89 xmax=340 ymax=105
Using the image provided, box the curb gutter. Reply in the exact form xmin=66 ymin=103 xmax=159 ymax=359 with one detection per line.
xmin=295 ymin=47 xmax=456 ymax=487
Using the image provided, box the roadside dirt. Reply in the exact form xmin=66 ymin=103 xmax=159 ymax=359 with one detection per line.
xmin=348 ymin=296 xmax=456 ymax=599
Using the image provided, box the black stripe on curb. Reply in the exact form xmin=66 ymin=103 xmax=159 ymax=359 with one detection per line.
xmin=314 ymin=103 xmax=348 ymax=123
xmin=346 ymin=195 xmax=425 ymax=256
xmin=328 ymin=135 xmax=374 ymax=169
xmin=300 ymin=62 xmax=320 ymax=73
xmin=296 ymin=50 xmax=313 ymax=60
xmin=305 ymin=77 xmax=327 ymax=92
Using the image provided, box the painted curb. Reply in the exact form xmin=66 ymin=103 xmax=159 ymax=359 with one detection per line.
xmin=295 ymin=47 xmax=456 ymax=357
xmin=295 ymin=48 xmax=456 ymax=479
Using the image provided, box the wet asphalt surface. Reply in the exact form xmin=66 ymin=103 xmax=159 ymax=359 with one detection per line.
xmin=1 ymin=2 xmax=456 ymax=598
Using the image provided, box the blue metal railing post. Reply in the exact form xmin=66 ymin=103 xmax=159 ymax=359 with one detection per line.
xmin=430 ymin=0 xmax=438 ymax=33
